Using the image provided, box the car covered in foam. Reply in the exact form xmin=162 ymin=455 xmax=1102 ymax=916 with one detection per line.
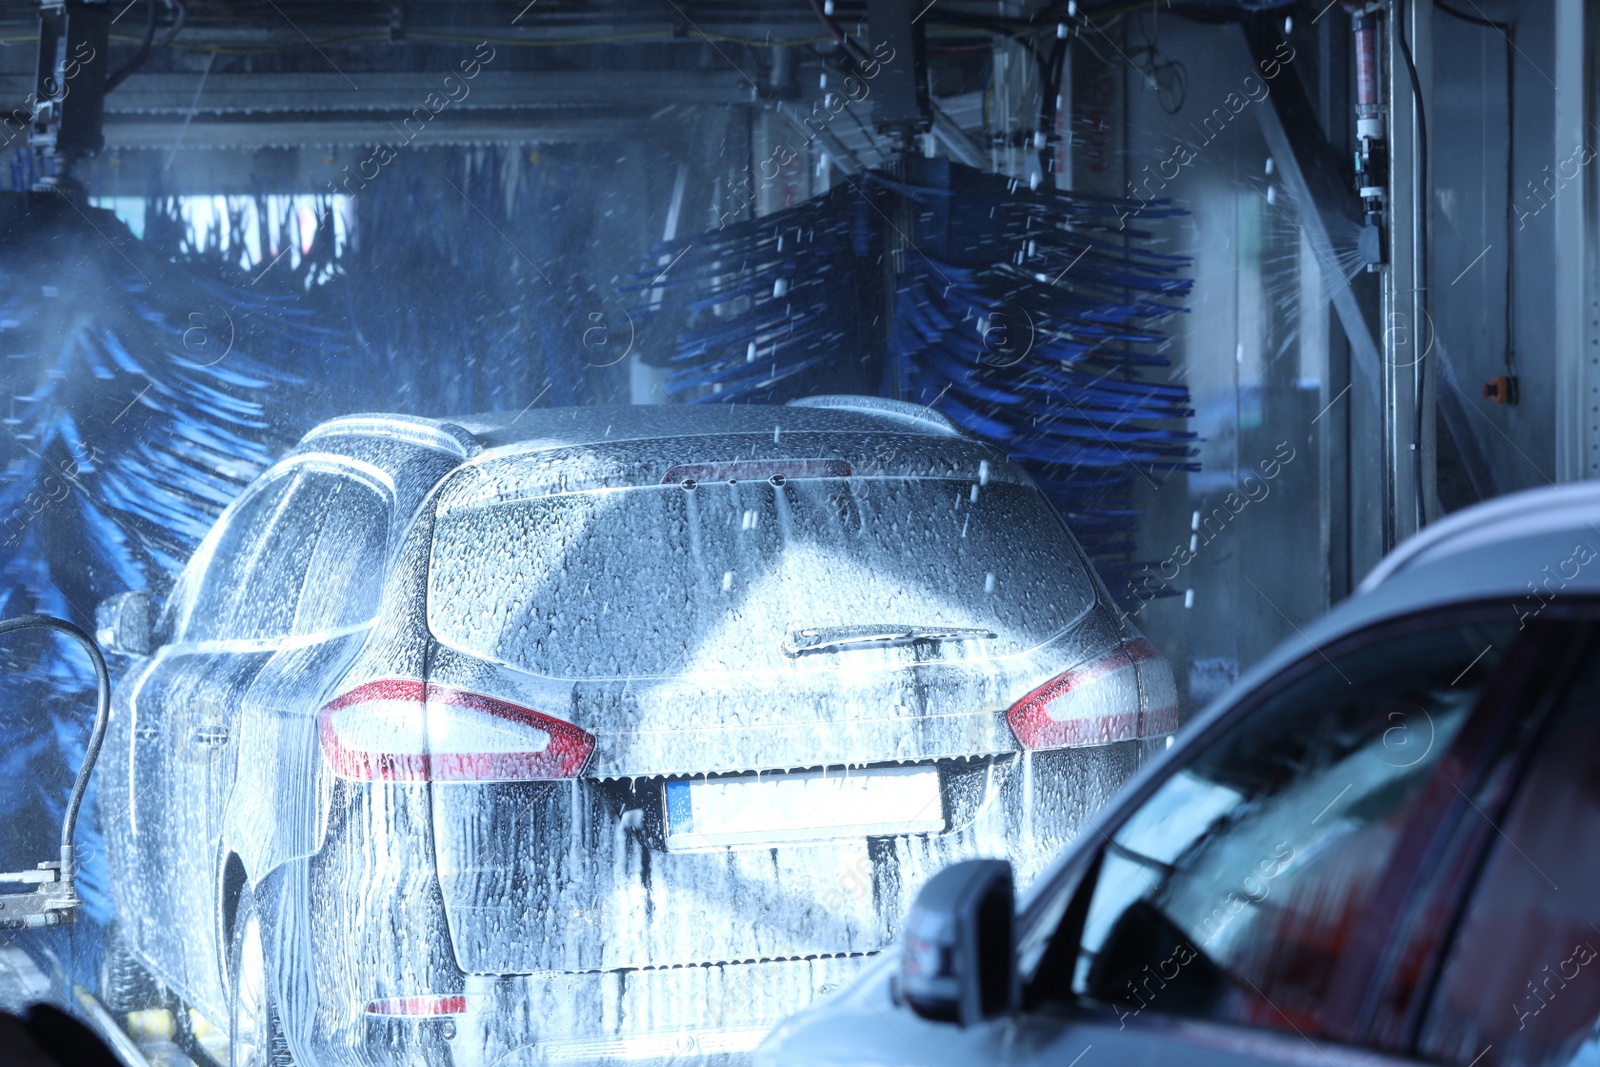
xmin=97 ymin=396 xmax=1176 ymax=1066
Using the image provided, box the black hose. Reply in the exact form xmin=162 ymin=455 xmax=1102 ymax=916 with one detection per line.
xmin=1435 ymin=0 xmax=1508 ymax=31
xmin=1036 ymin=35 xmax=1067 ymax=174
xmin=151 ymin=0 xmax=187 ymax=57
xmin=806 ymin=0 xmax=845 ymax=42
xmin=0 ymin=615 xmax=111 ymax=857
xmin=1398 ymin=0 xmax=1429 ymax=527
xmin=105 ymin=0 xmax=184 ymax=94
xmin=104 ymin=0 xmax=157 ymax=93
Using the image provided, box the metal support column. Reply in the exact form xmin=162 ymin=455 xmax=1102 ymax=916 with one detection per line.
xmin=1555 ymin=0 xmax=1597 ymax=481
xmin=1382 ymin=0 xmax=1434 ymax=548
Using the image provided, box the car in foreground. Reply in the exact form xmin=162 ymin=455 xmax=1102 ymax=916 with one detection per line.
xmin=93 ymin=396 xmax=1175 ymax=1066
xmin=758 ymin=480 xmax=1600 ymax=1067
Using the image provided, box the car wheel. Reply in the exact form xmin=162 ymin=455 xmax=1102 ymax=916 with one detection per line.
xmin=99 ymin=922 xmax=159 ymax=1017
xmin=227 ymin=886 xmax=293 ymax=1067
xmin=172 ymin=997 xmax=228 ymax=1067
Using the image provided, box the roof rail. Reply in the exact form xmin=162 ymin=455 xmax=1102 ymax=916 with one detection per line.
xmin=1357 ymin=481 xmax=1600 ymax=593
xmin=786 ymin=395 xmax=963 ymax=436
xmin=299 ymin=414 xmax=481 ymax=458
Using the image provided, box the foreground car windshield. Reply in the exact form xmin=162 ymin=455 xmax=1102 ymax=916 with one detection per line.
xmin=427 ymin=474 xmax=1095 ymax=679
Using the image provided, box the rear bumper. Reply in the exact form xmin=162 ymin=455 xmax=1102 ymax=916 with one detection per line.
xmin=308 ymin=742 xmax=1167 ymax=1066
xmin=432 ymin=743 xmax=1155 ymax=975
xmin=433 ymin=955 xmax=874 ymax=1067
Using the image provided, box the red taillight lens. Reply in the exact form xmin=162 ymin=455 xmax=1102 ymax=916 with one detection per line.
xmin=364 ymin=994 xmax=468 ymax=1017
xmin=1007 ymin=640 xmax=1178 ymax=750
xmin=318 ymin=680 xmax=594 ymax=782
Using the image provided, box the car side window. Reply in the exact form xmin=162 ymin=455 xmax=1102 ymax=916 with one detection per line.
xmin=1020 ymin=618 xmax=1519 ymax=1042
xmin=171 ymin=474 xmax=293 ymax=643
xmin=282 ymin=472 xmax=389 ymax=636
xmin=1416 ymin=640 xmax=1600 ymax=1067
xmin=178 ymin=467 xmax=389 ymax=644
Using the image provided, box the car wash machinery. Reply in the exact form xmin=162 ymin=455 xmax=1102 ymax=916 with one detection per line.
xmin=0 ymin=615 xmax=109 ymax=930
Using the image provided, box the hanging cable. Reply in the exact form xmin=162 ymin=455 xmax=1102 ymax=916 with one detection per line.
xmin=0 ymin=615 xmax=110 ymax=893
xmin=1434 ymin=0 xmax=1508 ymax=31
xmin=152 ymin=0 xmax=187 ymax=55
xmin=105 ymin=0 xmax=185 ymax=92
xmin=1128 ymin=11 xmax=1187 ymax=114
xmin=104 ymin=0 xmax=157 ymax=92
xmin=806 ymin=0 xmax=845 ymax=41
xmin=1397 ymin=0 xmax=1429 ymax=525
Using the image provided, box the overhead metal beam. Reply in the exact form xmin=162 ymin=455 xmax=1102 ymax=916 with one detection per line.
xmin=770 ymin=100 xmax=868 ymax=175
xmin=91 ymin=111 xmax=660 ymax=149
xmin=928 ymin=101 xmax=987 ymax=170
xmin=0 ymin=10 xmax=832 ymax=51
xmin=0 ymin=70 xmax=757 ymax=115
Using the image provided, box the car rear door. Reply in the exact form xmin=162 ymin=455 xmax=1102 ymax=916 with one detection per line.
xmin=123 ymin=470 xmax=293 ymax=991
xmin=131 ymin=460 xmax=390 ymax=1009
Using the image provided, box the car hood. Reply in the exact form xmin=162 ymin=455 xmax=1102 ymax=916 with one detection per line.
xmin=757 ymin=951 xmax=1413 ymax=1067
xmin=755 ymin=955 xmax=915 ymax=1067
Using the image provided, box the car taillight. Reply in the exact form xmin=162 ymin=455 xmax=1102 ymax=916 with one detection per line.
xmin=1007 ymin=640 xmax=1176 ymax=750
xmin=318 ymin=679 xmax=594 ymax=782
xmin=364 ymin=994 xmax=468 ymax=1017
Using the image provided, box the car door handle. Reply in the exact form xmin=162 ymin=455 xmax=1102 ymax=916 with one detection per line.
xmin=134 ymin=723 xmax=160 ymax=741
xmin=188 ymin=725 xmax=229 ymax=747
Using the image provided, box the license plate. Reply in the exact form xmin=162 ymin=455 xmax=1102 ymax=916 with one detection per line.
xmin=663 ymin=765 xmax=944 ymax=850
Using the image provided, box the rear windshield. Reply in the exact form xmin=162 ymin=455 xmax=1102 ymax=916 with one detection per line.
xmin=427 ymin=475 xmax=1096 ymax=680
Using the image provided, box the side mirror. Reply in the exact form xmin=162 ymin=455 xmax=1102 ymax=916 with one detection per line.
xmin=898 ymin=859 xmax=1018 ymax=1026
xmin=95 ymin=591 xmax=153 ymax=657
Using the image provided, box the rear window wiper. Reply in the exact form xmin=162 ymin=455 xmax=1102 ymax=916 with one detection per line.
xmin=782 ymin=624 xmax=997 ymax=657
